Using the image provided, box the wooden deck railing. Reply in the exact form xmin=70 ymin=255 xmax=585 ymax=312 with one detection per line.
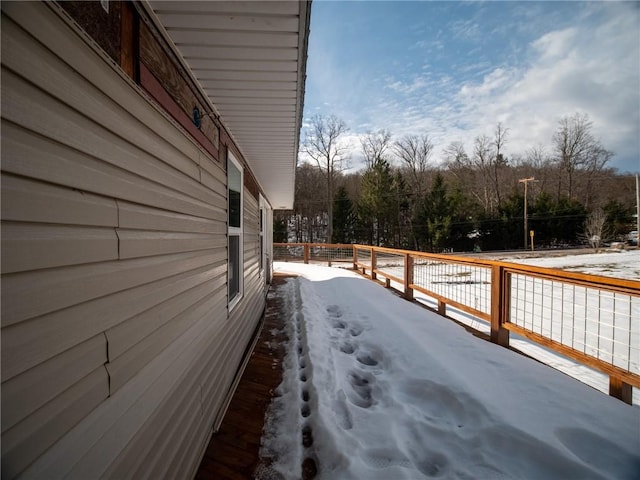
xmin=273 ymin=243 xmax=640 ymax=404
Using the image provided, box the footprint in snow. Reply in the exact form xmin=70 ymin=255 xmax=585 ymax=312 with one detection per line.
xmin=349 ymin=324 xmax=364 ymax=337
xmin=332 ymin=390 xmax=353 ymax=430
xmin=333 ymin=320 xmax=347 ymax=330
xmin=356 ymin=352 xmax=379 ymax=367
xmin=361 ymin=449 xmax=412 ymax=470
xmin=346 ymin=370 xmax=375 ymax=408
xmin=339 ymin=340 xmax=356 ymax=355
xmin=355 ymin=344 xmax=384 ymax=368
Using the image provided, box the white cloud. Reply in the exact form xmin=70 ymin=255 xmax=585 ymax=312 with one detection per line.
xmin=450 ymin=19 xmax=481 ymax=42
xmin=531 ymin=27 xmax=578 ymax=62
xmin=304 ymin=2 xmax=639 ymax=173
xmin=372 ymin=3 xmax=638 ymax=172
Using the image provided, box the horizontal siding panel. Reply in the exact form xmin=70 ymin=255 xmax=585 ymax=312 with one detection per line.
xmin=115 ymin=283 xmax=265 ymax=477
xmin=209 ymin=293 xmax=264 ymax=428
xmin=121 ymin=312 xmax=248 ymax=478
xmin=1 ymin=222 xmax=118 ymax=274
xmin=1 ymin=248 xmax=223 ymax=327
xmin=244 ymin=265 xmax=261 ymax=286
xmin=101 ymin=329 xmax=231 ymax=478
xmin=1 ymin=71 xmax=221 ymax=208
xmin=106 ymin=287 xmax=226 ymax=393
xmin=106 ymin=269 xmax=226 ymax=360
xmin=1 ymin=256 xmax=224 ymax=380
xmin=245 ymin=192 xmax=259 ymax=209
xmin=111 ymin=382 xmax=203 ymax=479
xmin=1 ymin=335 xmax=107 ymax=433
xmin=118 ymin=229 xmax=224 ymax=259
xmin=1 ymin=15 xmax=203 ymax=181
xmin=118 ymin=201 xmax=225 ymax=233
xmin=55 ymin=315 xmax=214 ymax=480
xmin=199 ymin=152 xmax=225 ymax=184
xmin=1 ymin=174 xmax=118 ymax=227
xmin=2 ymin=121 xmax=220 ymax=220
xmin=165 ymin=395 xmax=211 ymax=480
xmin=1 ymin=69 xmax=199 ymax=192
xmin=200 ymin=318 xmax=254 ymax=425
xmin=201 ymin=166 xmax=226 ymax=195
xmin=145 ymin=385 xmax=202 ymax=478
xmin=1 ymin=368 xmax=109 ymax=479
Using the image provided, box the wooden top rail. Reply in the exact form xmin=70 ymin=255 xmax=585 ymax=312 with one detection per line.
xmin=275 ymin=242 xmax=354 ymax=249
xmin=353 ymin=244 xmax=640 ymax=295
xmin=277 ymin=243 xmax=639 ymax=294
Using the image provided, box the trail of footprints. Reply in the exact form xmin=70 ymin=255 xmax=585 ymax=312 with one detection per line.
xmin=292 ymin=296 xmax=318 ymax=479
xmin=292 ymin=302 xmax=383 ymax=477
xmin=326 ymin=305 xmax=385 ymax=413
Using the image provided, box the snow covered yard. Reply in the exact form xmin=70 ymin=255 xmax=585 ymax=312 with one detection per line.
xmin=260 ymin=260 xmax=640 ymax=479
xmin=493 ymin=249 xmax=640 ymax=281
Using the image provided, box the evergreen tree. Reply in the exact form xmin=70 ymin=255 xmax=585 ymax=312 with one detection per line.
xmin=273 ymin=214 xmax=288 ymax=243
xmin=530 ymin=192 xmax=587 ymax=246
xmin=332 ymin=186 xmax=356 ymax=244
xmin=418 ymin=173 xmax=454 ymax=252
xmin=359 ymin=158 xmax=395 ymax=246
xmin=603 ymin=200 xmax=634 ymax=241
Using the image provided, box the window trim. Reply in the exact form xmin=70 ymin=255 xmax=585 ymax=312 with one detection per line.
xmin=228 ymin=151 xmax=243 ymax=311
xmin=259 ymin=194 xmax=266 ymax=278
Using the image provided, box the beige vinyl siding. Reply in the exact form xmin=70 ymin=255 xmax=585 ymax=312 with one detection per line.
xmin=1 ymin=3 xmax=268 ymax=478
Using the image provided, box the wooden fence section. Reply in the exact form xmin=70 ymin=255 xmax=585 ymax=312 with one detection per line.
xmin=274 ymin=243 xmax=640 ymax=404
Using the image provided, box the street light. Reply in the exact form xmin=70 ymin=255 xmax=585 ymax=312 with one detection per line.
xmin=519 ymin=177 xmax=538 ymax=250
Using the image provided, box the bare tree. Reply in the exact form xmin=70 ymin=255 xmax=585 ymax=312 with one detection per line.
xmin=583 ymin=208 xmax=608 ymax=251
xmin=302 ymin=114 xmax=350 ymax=242
xmin=472 ymin=134 xmax=494 ymax=213
xmin=294 ymin=163 xmax=327 ymax=242
xmin=552 ymin=113 xmax=612 ymax=200
xmin=443 ymin=141 xmax=469 ymax=166
xmin=492 ymin=123 xmax=509 ymax=207
xmin=525 ymin=145 xmax=549 ymax=170
xmin=394 ymin=134 xmax=433 ymax=179
xmin=360 ymin=129 xmax=392 ymax=168
xmin=521 ymin=144 xmax=554 ymax=193
xmin=394 ymin=134 xmax=433 ymax=249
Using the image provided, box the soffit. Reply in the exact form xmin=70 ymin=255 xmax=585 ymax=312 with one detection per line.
xmin=147 ymin=1 xmax=310 ymax=209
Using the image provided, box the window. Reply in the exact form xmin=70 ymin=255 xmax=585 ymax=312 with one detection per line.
xmin=228 ymin=152 xmax=243 ymax=308
xmin=259 ymin=198 xmax=265 ymax=276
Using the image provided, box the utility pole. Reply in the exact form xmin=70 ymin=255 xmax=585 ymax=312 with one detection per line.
xmin=519 ymin=177 xmax=537 ymax=250
xmin=636 ymin=173 xmax=640 ymax=240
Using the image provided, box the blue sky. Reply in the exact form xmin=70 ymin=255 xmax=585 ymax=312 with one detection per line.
xmin=302 ymin=1 xmax=640 ymax=174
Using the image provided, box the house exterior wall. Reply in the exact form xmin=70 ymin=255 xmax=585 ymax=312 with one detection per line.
xmin=1 ymin=2 xmax=270 ymax=478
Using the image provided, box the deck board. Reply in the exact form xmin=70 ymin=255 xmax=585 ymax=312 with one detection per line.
xmin=195 ymin=274 xmax=291 ymax=479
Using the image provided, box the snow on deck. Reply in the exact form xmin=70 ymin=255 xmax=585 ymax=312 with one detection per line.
xmin=260 ymin=259 xmax=640 ymax=480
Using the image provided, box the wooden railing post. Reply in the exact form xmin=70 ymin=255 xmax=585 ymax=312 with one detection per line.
xmin=352 ymin=245 xmax=358 ymax=270
xmin=404 ymin=253 xmax=414 ymax=300
xmin=371 ymin=248 xmax=377 ymax=281
xmin=490 ymin=265 xmax=510 ymax=347
xmin=303 ymin=243 xmax=310 ymax=264
xmin=609 ymin=376 xmax=633 ymax=405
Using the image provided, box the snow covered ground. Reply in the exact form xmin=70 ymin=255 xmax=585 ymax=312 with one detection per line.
xmin=491 ymin=249 xmax=640 ymax=281
xmin=260 ymin=256 xmax=640 ymax=479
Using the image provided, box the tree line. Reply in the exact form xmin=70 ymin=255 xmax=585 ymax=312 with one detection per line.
xmin=274 ymin=113 xmax=637 ymax=253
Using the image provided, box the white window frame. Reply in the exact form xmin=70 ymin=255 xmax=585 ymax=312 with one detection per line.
xmin=228 ymin=151 xmax=243 ymax=310
xmin=259 ymin=195 xmax=266 ymax=279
